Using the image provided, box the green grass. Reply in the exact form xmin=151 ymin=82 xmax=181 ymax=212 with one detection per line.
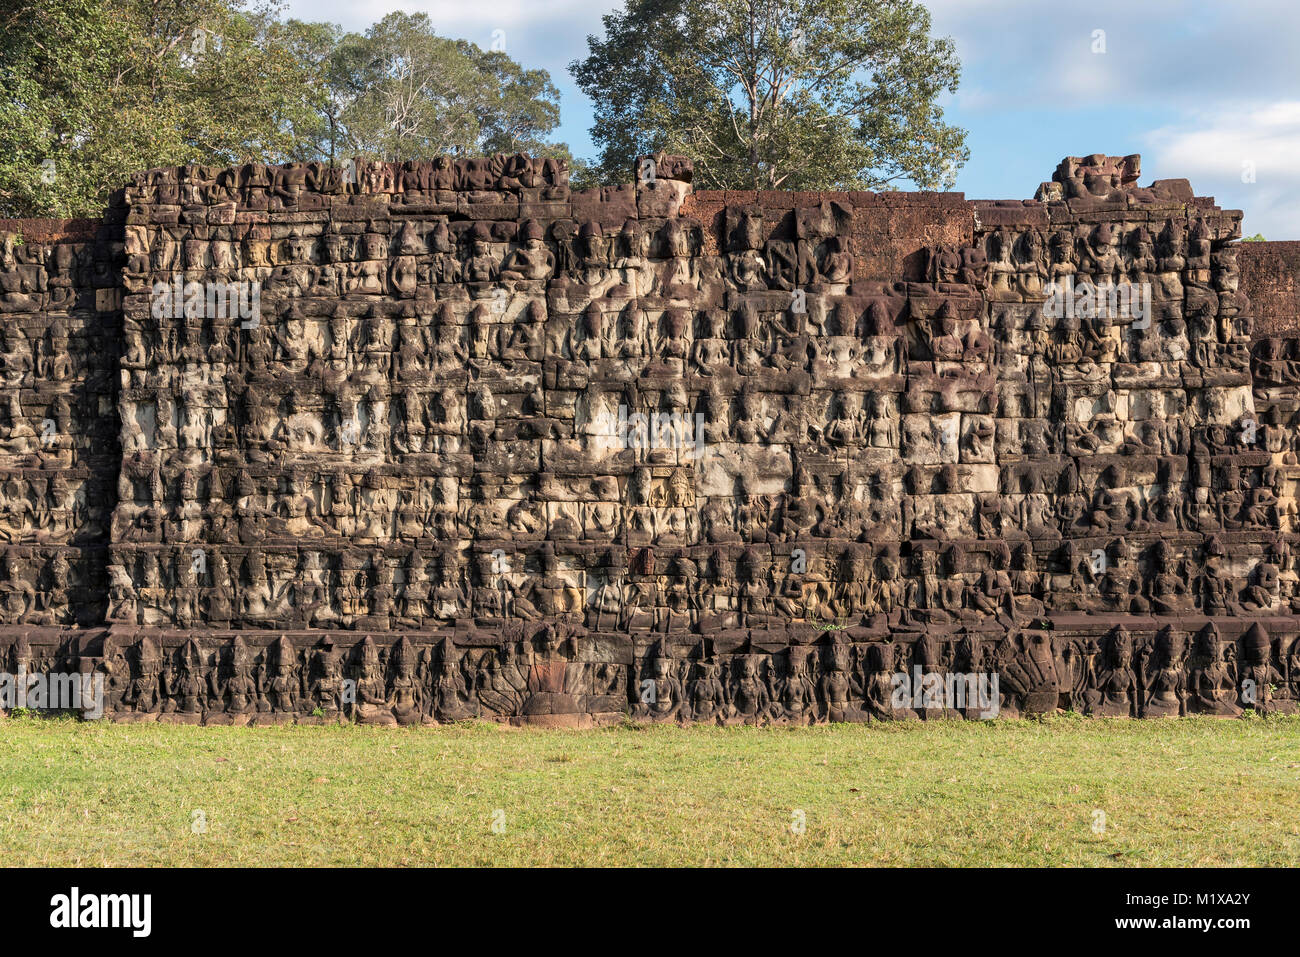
xmin=1 ymin=714 xmax=1297 ymax=866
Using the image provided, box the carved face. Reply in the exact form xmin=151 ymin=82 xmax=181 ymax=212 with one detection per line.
xmin=663 ymin=221 xmax=688 ymax=257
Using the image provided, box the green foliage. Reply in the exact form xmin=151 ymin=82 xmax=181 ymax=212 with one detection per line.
xmin=567 ymin=158 xmax=605 ymax=192
xmin=0 ymin=0 xmax=330 ymax=217
xmin=1243 ymin=233 xmax=1267 ymax=242
xmin=324 ymin=12 xmax=569 ymax=163
xmin=0 ymin=2 xmax=573 ymax=217
xmin=570 ymin=0 xmax=968 ymax=190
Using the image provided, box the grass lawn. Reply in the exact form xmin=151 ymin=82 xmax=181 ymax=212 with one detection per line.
xmin=0 ymin=713 xmax=1296 ymax=867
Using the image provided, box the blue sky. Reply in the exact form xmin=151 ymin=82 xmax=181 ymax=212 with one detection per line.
xmin=282 ymin=0 xmax=1300 ymax=238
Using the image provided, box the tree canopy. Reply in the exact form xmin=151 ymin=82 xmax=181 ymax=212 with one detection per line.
xmin=0 ymin=2 xmax=573 ymax=217
xmin=1 ymin=0 xmax=969 ymax=216
xmin=321 ymin=12 xmax=572 ymax=166
xmin=570 ymin=0 xmax=968 ymax=190
xmin=0 ymin=0 xmax=331 ymax=217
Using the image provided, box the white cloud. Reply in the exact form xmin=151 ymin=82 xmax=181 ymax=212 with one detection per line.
xmin=281 ymin=0 xmax=608 ymax=42
xmin=926 ymin=0 xmax=1300 ymax=113
xmin=1145 ymin=101 xmax=1300 ymax=239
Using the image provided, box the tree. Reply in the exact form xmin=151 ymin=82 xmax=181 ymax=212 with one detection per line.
xmin=280 ymin=18 xmax=348 ymax=165
xmin=570 ymin=0 xmax=968 ymax=191
xmin=324 ymin=12 xmax=572 ymax=164
xmin=0 ymin=0 xmax=330 ymax=217
xmin=0 ymin=4 xmax=576 ymax=217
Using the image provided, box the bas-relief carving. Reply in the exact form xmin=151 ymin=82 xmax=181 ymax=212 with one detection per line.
xmin=3 ymin=151 xmax=1300 ymax=723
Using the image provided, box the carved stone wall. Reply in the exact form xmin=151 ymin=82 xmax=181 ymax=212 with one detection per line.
xmin=1240 ymin=240 xmax=1300 ymax=341
xmin=0 ymin=214 xmax=123 ymax=634
xmin=1 ymin=152 xmax=1298 ymax=725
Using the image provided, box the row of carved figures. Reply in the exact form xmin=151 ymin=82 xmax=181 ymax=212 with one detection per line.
xmin=90 ymin=535 xmax=1300 ymax=629
xmin=5 ymin=622 xmax=1295 ymax=721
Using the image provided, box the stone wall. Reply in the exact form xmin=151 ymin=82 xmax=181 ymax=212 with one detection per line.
xmin=1240 ymin=240 xmax=1300 ymax=340
xmin=1 ymin=152 xmax=1298 ymax=726
xmin=0 ymin=211 xmax=123 ymax=637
